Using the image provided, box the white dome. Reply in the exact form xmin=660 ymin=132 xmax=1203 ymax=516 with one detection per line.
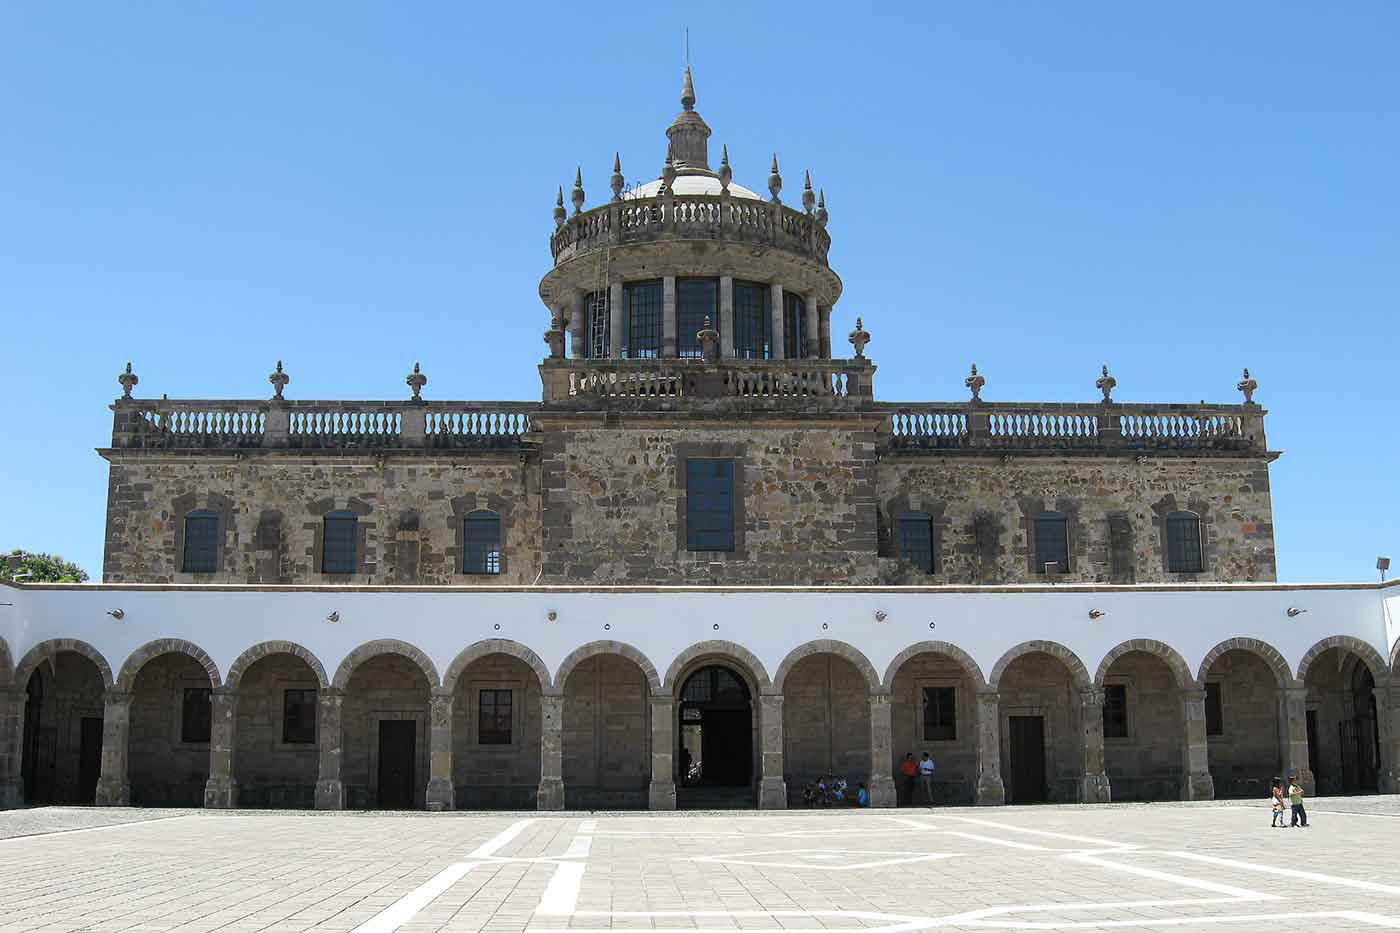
xmin=626 ymin=175 xmax=764 ymax=201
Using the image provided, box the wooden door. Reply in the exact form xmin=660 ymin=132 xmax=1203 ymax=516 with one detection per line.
xmin=377 ymin=721 xmax=417 ymax=810
xmin=78 ymin=717 xmax=103 ymax=804
xmin=1008 ymin=716 xmax=1047 ymax=804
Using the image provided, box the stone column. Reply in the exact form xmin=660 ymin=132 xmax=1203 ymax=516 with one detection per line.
xmin=804 ymin=291 xmax=819 ymax=359
xmin=608 ymin=278 xmax=624 ymax=358
xmin=867 ymin=693 xmax=897 ymax=808
xmin=95 ymin=689 xmax=132 ymax=806
xmin=537 ymin=692 xmax=565 ymax=810
xmin=1180 ymin=687 xmax=1215 ymax=800
xmin=1279 ymin=685 xmax=1315 ymax=795
xmin=975 ymin=688 xmax=1006 ymax=805
xmin=569 ymin=291 xmax=587 ymax=359
xmin=0 ymin=689 xmax=24 ymax=808
xmin=314 ymin=688 xmax=344 ymax=810
xmin=662 ymin=275 xmax=677 ymax=358
xmin=819 ymin=306 xmax=832 ymax=359
xmin=718 ymin=276 xmax=735 ymax=359
xmin=204 ymin=688 xmax=239 ymax=809
xmin=1077 ymin=686 xmax=1112 ymax=803
xmin=758 ymin=693 xmax=786 ymax=808
xmin=648 ymin=694 xmax=676 ymax=810
xmin=1382 ymin=682 xmax=1400 ymax=795
xmin=426 ymin=688 xmax=455 ymax=811
xmin=770 ymin=283 xmax=785 ymax=360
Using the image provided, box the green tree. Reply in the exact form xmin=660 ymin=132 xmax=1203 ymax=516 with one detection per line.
xmin=1 ymin=549 xmax=89 ymax=583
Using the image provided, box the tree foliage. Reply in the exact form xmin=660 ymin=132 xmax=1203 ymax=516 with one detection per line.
xmin=1 ymin=549 xmax=89 ymax=583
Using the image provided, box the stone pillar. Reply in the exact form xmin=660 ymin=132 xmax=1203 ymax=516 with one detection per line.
xmin=1279 ymin=685 xmax=1315 ymax=795
xmin=662 ymin=275 xmax=677 ymax=358
xmin=804 ymin=291 xmax=819 ymax=359
xmin=0 ymin=689 xmax=24 ymax=808
xmin=819 ymin=306 xmax=831 ymax=359
xmin=314 ymin=688 xmax=344 ymax=810
xmin=867 ymin=693 xmax=897 ymax=808
xmin=204 ymin=688 xmax=239 ymax=809
xmin=770 ymin=283 xmax=785 ymax=360
xmin=537 ymin=692 xmax=565 ymax=810
xmin=974 ymin=688 xmax=1006 ymax=805
xmin=648 ymin=695 xmax=676 ymax=810
xmin=1180 ymin=687 xmax=1215 ymax=800
xmin=1077 ymin=686 xmax=1111 ymax=803
xmin=95 ymin=689 xmax=132 ymax=807
xmin=426 ymin=688 xmax=455 ymax=811
xmin=718 ymin=275 xmax=735 ymax=359
xmin=1383 ymin=682 xmax=1400 ymax=795
xmin=608 ymin=278 xmax=624 ymax=359
xmin=757 ymin=693 xmax=786 ymax=808
xmin=569 ymin=291 xmax=587 ymax=359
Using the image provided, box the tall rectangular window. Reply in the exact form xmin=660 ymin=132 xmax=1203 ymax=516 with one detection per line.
xmin=283 ymin=689 xmax=317 ymax=744
xmin=898 ymin=512 xmax=935 ymax=574
xmin=479 ymin=689 xmax=513 ymax=745
xmin=783 ymin=293 xmax=806 ymax=359
xmin=922 ymin=686 xmax=956 ymax=741
xmin=676 ymin=278 xmax=718 ymax=359
xmin=463 ymin=511 xmax=502 ymax=575
xmin=623 ymin=280 xmax=662 ymax=359
xmin=181 ymin=687 xmax=212 ymax=744
xmin=686 ymin=458 xmax=735 ymax=551
xmin=1033 ymin=513 xmax=1069 ymax=573
xmin=1103 ymin=684 xmax=1128 ymax=738
xmin=1166 ymin=511 xmax=1204 ymax=573
xmin=1204 ymin=682 xmax=1224 ymax=736
xmin=182 ymin=511 xmax=219 ymax=573
xmin=322 ymin=512 xmax=358 ymax=574
xmin=732 ymin=281 xmax=771 ymax=359
xmin=584 ymin=290 xmax=609 ymax=359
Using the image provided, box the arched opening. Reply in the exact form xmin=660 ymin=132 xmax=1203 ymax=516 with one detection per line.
xmin=130 ymin=652 xmax=215 ymax=806
xmin=18 ymin=651 xmax=107 ymax=805
xmin=781 ymin=654 xmax=871 ymax=806
xmin=997 ymin=651 xmax=1082 ymax=803
xmin=1100 ymin=651 xmax=1185 ymax=801
xmin=1304 ymin=647 xmax=1381 ymax=796
xmin=451 ymin=653 xmax=543 ymax=809
xmin=676 ymin=664 xmax=753 ymax=807
xmin=233 ymin=653 xmax=322 ymax=808
xmin=562 ymin=654 xmax=650 ymax=809
xmin=888 ymin=650 xmax=980 ymax=806
xmin=342 ymin=654 xmax=431 ymax=810
xmin=1202 ymin=649 xmax=1282 ymax=799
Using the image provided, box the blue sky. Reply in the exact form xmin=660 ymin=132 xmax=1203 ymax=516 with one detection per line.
xmin=1 ymin=2 xmax=1396 ymax=582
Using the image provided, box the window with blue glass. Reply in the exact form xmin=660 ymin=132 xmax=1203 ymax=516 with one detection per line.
xmin=1166 ymin=511 xmax=1203 ymax=573
xmin=182 ymin=510 xmax=219 ymax=573
xmin=686 ymin=458 xmax=735 ymax=551
xmin=733 ymin=281 xmax=771 ymax=359
xmin=322 ymin=511 xmax=358 ymax=574
xmin=676 ymin=278 xmax=718 ymax=358
xmin=623 ymin=280 xmax=662 ymax=359
xmin=584 ymin=290 xmax=609 ymax=359
xmin=1033 ymin=512 xmax=1070 ymax=573
xmin=463 ymin=510 xmax=502 ymax=575
xmin=783 ymin=293 xmax=805 ymax=359
xmin=898 ymin=512 xmax=935 ymax=573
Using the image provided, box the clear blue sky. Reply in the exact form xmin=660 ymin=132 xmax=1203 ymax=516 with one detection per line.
xmin=1 ymin=2 xmax=1396 ymax=582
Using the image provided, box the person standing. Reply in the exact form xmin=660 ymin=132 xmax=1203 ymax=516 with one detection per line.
xmin=1270 ymin=778 xmax=1286 ymax=828
xmin=1288 ymin=774 xmax=1309 ymax=827
xmin=918 ymin=752 xmax=935 ymax=805
xmin=899 ymin=752 xmax=917 ymax=806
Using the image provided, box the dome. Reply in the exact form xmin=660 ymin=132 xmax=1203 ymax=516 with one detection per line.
xmin=626 ymin=176 xmax=764 ymax=201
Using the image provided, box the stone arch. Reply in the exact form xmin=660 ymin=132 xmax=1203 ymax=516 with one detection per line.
xmin=14 ymin=639 xmax=115 ymax=691
xmin=1295 ymin=636 xmax=1389 ymax=684
xmin=332 ymin=639 xmax=440 ymax=690
xmin=989 ymin=640 xmax=1091 ymax=689
xmin=226 ymin=641 xmax=329 ymax=691
xmin=443 ymin=639 xmax=550 ymax=693
xmin=882 ymin=641 xmax=988 ymax=690
xmin=116 ymin=638 xmax=222 ymax=692
xmin=554 ymin=641 xmax=661 ymax=694
xmin=773 ymin=640 xmax=881 ymax=694
xmin=1093 ymin=639 xmax=1194 ymax=689
xmin=1195 ymin=637 xmax=1293 ymax=688
xmin=662 ymin=640 xmax=773 ymax=695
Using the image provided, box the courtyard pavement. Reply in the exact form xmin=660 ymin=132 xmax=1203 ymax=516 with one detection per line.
xmin=2 ymin=797 xmax=1400 ymax=932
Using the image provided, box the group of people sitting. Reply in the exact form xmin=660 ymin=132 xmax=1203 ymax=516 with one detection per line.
xmin=800 ymin=774 xmax=869 ymax=807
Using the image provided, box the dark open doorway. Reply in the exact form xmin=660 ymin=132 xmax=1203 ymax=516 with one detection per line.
xmin=1007 ymin=715 xmax=1047 ymax=804
xmin=78 ymin=717 xmax=103 ymax=804
xmin=377 ymin=721 xmax=417 ymax=810
xmin=677 ymin=665 xmax=753 ymax=807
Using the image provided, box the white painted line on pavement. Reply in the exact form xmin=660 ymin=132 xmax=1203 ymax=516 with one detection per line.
xmin=1068 ymin=852 xmax=1275 ymax=900
xmin=578 ymin=818 xmax=597 ymax=832
xmin=944 ymin=830 xmax=1052 ymax=851
xmin=535 ymin=862 xmax=586 ymax=915
xmin=1164 ymin=850 xmax=1400 ymax=896
xmin=943 ymin=815 xmax=1134 ymax=849
xmin=0 ymin=814 xmax=190 ymax=842
xmin=562 ymin=834 xmax=592 ymax=859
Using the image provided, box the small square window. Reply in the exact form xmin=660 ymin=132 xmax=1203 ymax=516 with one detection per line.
xmin=181 ymin=687 xmax=212 ymax=744
xmin=922 ymin=686 xmax=956 ymax=741
xmin=1103 ymin=684 xmax=1128 ymax=738
xmin=1205 ymin=682 xmax=1224 ymax=736
xmin=283 ymin=689 xmax=317 ymax=744
xmin=479 ymin=689 xmax=513 ymax=745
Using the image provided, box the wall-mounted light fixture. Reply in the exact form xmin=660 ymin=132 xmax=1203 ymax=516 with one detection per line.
xmin=874 ymin=610 xmax=888 ymax=622
xmin=107 ymin=608 xmax=124 ymax=620
xmin=1378 ymin=557 xmax=1391 ymax=582
xmin=325 ymin=610 xmax=340 ymax=624
xmin=1286 ymin=607 xmax=1307 ymax=618
xmin=547 ymin=611 xmax=558 ymax=622
xmin=1088 ymin=609 xmax=1106 ymax=620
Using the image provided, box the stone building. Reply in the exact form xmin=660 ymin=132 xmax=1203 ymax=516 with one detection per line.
xmin=1 ymin=69 xmax=1395 ymax=814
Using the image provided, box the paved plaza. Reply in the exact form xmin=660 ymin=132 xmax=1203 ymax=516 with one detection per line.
xmin=3 ymin=799 xmax=1400 ymax=932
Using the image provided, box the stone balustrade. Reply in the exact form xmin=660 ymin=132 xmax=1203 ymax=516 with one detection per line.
xmin=538 ymin=358 xmax=875 ymax=404
xmin=549 ymin=191 xmax=831 ymax=268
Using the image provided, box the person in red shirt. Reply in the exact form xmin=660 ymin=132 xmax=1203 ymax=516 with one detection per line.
xmin=899 ymin=752 xmax=917 ymax=806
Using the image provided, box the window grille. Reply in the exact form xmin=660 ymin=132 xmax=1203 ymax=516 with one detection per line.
xmin=922 ymin=686 xmax=956 ymax=741
xmin=681 ymin=666 xmax=749 ymax=706
xmin=283 ymin=689 xmax=317 ymax=744
xmin=1033 ymin=512 xmax=1070 ymax=573
xmin=322 ymin=511 xmax=358 ymax=574
xmin=463 ymin=510 xmax=502 ymax=575
xmin=676 ymin=278 xmax=718 ymax=358
xmin=1204 ymin=682 xmax=1224 ymax=736
xmin=783 ymin=293 xmax=806 ymax=359
xmin=686 ymin=458 xmax=735 ymax=551
xmin=1166 ymin=511 xmax=1204 ymax=573
xmin=732 ymin=281 xmax=771 ymax=359
xmin=585 ymin=290 xmax=610 ymax=358
xmin=898 ymin=512 xmax=935 ymax=573
xmin=182 ymin=510 xmax=219 ymax=573
xmin=181 ymin=687 xmax=212 ymax=744
xmin=1103 ymin=684 xmax=1128 ymax=738
xmin=623 ymin=280 xmax=662 ymax=359
xmin=478 ymin=689 xmax=513 ymax=745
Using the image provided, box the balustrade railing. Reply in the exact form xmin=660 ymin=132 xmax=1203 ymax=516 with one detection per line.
xmin=548 ymin=358 xmax=873 ymax=403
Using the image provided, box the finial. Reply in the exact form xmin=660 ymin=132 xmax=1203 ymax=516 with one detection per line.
xmin=681 ymin=65 xmax=696 ymax=111
xmin=802 ymin=170 xmax=815 ymax=213
xmin=610 ymin=152 xmax=624 ymax=201
xmin=571 ymin=167 xmax=585 ymax=215
xmin=406 ymin=362 xmax=427 ymax=401
xmin=1095 ymin=363 xmax=1116 ymax=403
xmin=117 ymin=362 xmax=138 ymax=400
xmin=697 ymin=314 xmax=720 ymax=362
xmin=1236 ymin=367 xmax=1258 ymax=404
xmin=269 ymin=360 xmax=289 ymax=401
xmin=848 ymin=317 xmax=871 ymax=359
xmin=768 ymin=153 xmax=782 ymax=203
xmin=553 ymin=186 xmax=566 ymax=227
xmin=815 ymin=189 xmax=828 ymax=227
xmin=965 ymin=363 xmax=985 ymax=402
xmin=718 ymin=144 xmax=732 ymax=192
xmin=543 ymin=314 xmax=566 ymax=359
xmin=661 ymin=144 xmax=677 ymax=193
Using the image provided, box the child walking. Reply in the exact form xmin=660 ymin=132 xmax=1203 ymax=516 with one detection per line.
xmin=1270 ymin=778 xmax=1286 ymax=828
xmin=1288 ymin=774 xmax=1309 ymax=828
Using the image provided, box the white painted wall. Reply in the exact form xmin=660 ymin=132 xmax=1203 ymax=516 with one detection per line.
xmin=1 ymin=582 xmax=1395 ymax=689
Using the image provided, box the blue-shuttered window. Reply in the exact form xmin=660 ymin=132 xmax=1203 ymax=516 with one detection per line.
xmin=182 ymin=510 xmax=219 ymax=573
xmin=623 ymin=280 xmax=662 ymax=359
xmin=783 ymin=293 xmax=805 ymax=360
xmin=733 ymin=281 xmax=771 ymax=359
xmin=677 ymin=278 xmax=718 ymax=359
xmin=463 ymin=510 xmax=502 ymax=575
xmin=1166 ymin=511 xmax=1203 ymax=573
xmin=322 ymin=511 xmax=358 ymax=574
xmin=1033 ymin=512 xmax=1069 ymax=573
xmin=898 ymin=512 xmax=935 ymax=574
xmin=686 ymin=458 xmax=735 ymax=552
